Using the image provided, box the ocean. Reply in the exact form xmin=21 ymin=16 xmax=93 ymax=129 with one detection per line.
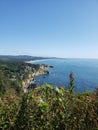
xmin=32 ymin=58 xmax=98 ymax=92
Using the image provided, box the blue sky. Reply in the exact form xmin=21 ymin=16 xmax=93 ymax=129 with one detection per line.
xmin=0 ymin=0 xmax=98 ymax=58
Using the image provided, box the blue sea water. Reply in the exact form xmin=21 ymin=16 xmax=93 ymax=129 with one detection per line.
xmin=32 ymin=58 xmax=98 ymax=92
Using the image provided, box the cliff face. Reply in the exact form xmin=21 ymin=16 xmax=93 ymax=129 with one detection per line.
xmin=22 ymin=64 xmax=50 ymax=92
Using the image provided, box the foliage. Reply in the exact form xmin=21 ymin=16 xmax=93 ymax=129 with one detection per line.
xmin=0 ymin=70 xmax=5 ymax=95
xmin=0 ymin=89 xmax=20 ymax=130
xmin=0 ymin=60 xmax=98 ymax=130
xmin=68 ymin=71 xmax=74 ymax=93
xmin=0 ymin=59 xmax=41 ymax=96
xmin=12 ymin=84 xmax=98 ymax=130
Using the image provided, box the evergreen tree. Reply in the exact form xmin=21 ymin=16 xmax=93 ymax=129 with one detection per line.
xmin=68 ymin=71 xmax=74 ymax=93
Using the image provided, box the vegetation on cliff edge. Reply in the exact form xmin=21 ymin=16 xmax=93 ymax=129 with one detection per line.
xmin=0 ymin=58 xmax=98 ymax=130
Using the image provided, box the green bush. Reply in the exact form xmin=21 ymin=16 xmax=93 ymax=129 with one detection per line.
xmin=0 ymin=89 xmax=20 ymax=130
xmin=12 ymin=84 xmax=98 ymax=130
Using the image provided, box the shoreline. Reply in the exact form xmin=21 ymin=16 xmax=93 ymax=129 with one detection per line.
xmin=22 ymin=64 xmax=50 ymax=92
xmin=25 ymin=59 xmax=48 ymax=64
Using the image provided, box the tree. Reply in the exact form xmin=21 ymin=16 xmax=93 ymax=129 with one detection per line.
xmin=0 ymin=70 xmax=7 ymax=95
xmin=68 ymin=71 xmax=74 ymax=93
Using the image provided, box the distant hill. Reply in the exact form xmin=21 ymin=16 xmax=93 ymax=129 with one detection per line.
xmin=0 ymin=55 xmax=53 ymax=62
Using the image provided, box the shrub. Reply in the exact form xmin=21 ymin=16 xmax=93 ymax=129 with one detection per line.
xmin=13 ymin=84 xmax=98 ymax=130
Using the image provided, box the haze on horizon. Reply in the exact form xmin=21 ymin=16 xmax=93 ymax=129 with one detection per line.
xmin=0 ymin=0 xmax=98 ymax=59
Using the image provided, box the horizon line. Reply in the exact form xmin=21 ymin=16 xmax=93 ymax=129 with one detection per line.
xmin=0 ymin=54 xmax=98 ymax=60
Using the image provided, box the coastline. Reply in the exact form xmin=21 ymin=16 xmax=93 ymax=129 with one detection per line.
xmin=25 ymin=59 xmax=47 ymax=64
xmin=22 ymin=63 xmax=50 ymax=92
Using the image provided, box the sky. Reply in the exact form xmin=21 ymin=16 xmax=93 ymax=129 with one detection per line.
xmin=0 ymin=0 xmax=98 ymax=58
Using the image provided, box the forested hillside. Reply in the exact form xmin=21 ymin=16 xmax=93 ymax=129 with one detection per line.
xmin=0 ymin=58 xmax=44 ymax=96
